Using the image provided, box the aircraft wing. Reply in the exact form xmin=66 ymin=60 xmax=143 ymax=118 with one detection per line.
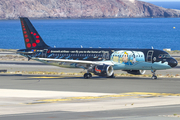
xmin=36 ymin=58 xmax=114 ymax=66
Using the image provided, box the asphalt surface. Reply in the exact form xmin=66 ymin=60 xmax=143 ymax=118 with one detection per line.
xmin=0 ymin=74 xmax=180 ymax=93
xmin=1 ymin=105 xmax=180 ymax=120
xmin=0 ymin=60 xmax=180 ymax=120
xmin=1 ymin=74 xmax=180 ymax=119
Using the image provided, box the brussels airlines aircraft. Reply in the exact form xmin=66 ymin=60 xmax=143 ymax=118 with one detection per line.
xmin=17 ymin=17 xmax=178 ymax=79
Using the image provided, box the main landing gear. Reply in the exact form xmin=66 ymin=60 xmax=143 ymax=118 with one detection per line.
xmin=151 ymin=70 xmax=157 ymax=80
xmin=84 ymin=73 xmax=92 ymax=79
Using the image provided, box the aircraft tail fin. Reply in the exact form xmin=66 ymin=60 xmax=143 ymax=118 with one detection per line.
xmin=20 ymin=17 xmax=49 ymax=49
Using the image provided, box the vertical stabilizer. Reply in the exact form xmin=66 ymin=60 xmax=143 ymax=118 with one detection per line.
xmin=20 ymin=17 xmax=49 ymax=49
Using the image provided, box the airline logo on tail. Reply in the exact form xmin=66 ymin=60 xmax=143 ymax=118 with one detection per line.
xmin=20 ymin=17 xmax=49 ymax=49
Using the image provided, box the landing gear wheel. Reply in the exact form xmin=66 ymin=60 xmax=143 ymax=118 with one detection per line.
xmin=151 ymin=75 xmax=157 ymax=80
xmin=84 ymin=73 xmax=92 ymax=79
xmin=151 ymin=70 xmax=157 ymax=80
xmin=107 ymin=73 xmax=115 ymax=78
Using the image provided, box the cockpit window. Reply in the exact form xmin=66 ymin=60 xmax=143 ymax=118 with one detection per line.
xmin=158 ymin=54 xmax=171 ymax=58
xmin=165 ymin=54 xmax=171 ymax=58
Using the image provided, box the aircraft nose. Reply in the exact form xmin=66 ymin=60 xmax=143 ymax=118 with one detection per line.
xmin=168 ymin=59 xmax=178 ymax=68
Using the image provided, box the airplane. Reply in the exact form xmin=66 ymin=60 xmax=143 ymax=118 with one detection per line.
xmin=17 ymin=17 xmax=178 ymax=79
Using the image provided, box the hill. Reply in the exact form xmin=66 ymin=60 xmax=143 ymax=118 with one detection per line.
xmin=0 ymin=0 xmax=180 ymax=19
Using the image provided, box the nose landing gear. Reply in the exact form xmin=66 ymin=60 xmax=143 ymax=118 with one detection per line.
xmin=151 ymin=70 xmax=157 ymax=80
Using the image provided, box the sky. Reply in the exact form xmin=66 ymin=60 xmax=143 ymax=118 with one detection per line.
xmin=140 ymin=0 xmax=180 ymax=1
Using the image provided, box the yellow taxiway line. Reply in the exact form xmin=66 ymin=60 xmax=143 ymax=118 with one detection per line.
xmin=29 ymin=76 xmax=64 ymax=79
xmin=29 ymin=76 xmax=81 ymax=79
xmin=36 ymin=92 xmax=180 ymax=103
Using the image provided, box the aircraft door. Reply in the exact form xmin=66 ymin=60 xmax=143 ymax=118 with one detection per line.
xmin=146 ymin=50 xmax=154 ymax=63
xmin=103 ymin=52 xmax=109 ymax=60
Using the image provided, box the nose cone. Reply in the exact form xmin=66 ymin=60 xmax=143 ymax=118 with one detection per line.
xmin=168 ymin=59 xmax=178 ymax=68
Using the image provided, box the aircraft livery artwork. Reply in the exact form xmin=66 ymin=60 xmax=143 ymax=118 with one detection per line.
xmin=111 ymin=51 xmax=145 ymax=65
xmin=17 ymin=17 xmax=178 ymax=79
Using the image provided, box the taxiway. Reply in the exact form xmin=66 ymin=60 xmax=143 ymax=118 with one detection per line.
xmin=0 ymin=60 xmax=180 ymax=120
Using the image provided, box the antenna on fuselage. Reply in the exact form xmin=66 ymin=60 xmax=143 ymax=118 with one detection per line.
xmin=81 ymin=45 xmax=83 ymax=48
xmin=152 ymin=46 xmax=154 ymax=49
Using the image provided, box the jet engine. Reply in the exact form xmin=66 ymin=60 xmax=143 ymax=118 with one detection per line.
xmin=93 ymin=65 xmax=114 ymax=77
xmin=126 ymin=70 xmax=146 ymax=75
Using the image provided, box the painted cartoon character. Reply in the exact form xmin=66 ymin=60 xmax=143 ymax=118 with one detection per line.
xmin=122 ymin=52 xmax=128 ymax=63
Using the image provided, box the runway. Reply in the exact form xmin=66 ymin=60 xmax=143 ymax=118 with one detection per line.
xmin=1 ymin=74 xmax=180 ymax=120
xmin=0 ymin=59 xmax=180 ymax=119
xmin=1 ymin=74 xmax=180 ymax=93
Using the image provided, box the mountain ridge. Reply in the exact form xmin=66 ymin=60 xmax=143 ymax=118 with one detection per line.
xmin=0 ymin=0 xmax=180 ymax=20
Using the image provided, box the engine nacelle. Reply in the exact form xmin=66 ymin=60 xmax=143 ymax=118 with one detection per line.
xmin=93 ymin=65 xmax=114 ymax=77
xmin=126 ymin=70 xmax=146 ymax=75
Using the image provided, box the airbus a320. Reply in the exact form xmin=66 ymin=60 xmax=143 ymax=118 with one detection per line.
xmin=17 ymin=17 xmax=178 ymax=79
